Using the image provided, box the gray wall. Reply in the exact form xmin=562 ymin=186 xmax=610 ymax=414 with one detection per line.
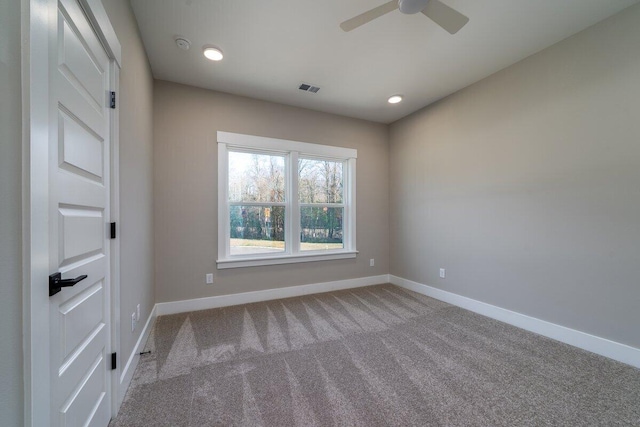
xmin=153 ymin=81 xmax=389 ymax=303
xmin=389 ymin=4 xmax=640 ymax=348
xmin=0 ymin=0 xmax=23 ymax=424
xmin=102 ymin=0 xmax=155 ymax=368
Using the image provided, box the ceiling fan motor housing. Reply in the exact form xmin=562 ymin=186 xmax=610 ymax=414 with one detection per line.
xmin=398 ymin=0 xmax=430 ymax=14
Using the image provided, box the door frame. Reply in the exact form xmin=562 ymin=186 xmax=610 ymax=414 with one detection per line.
xmin=23 ymin=0 xmax=122 ymax=424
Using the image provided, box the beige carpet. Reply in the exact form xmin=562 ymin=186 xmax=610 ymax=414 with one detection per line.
xmin=112 ymin=284 xmax=640 ymax=426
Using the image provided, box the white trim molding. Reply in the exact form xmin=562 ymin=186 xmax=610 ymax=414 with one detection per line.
xmin=78 ymin=0 xmax=121 ymax=66
xmin=218 ymin=131 xmax=358 ymax=159
xmin=390 ymin=275 xmax=640 ymax=369
xmin=155 ymin=275 xmax=389 ymax=316
xmin=217 ymin=131 xmax=358 ymax=269
xmin=217 ymin=250 xmax=358 ymax=269
xmin=117 ymin=305 xmax=156 ymax=409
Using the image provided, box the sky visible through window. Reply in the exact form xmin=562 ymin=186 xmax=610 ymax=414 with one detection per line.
xmin=228 ymin=151 xmax=344 ymax=254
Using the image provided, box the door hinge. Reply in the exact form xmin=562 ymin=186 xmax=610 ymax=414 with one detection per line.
xmin=110 ymin=222 xmax=116 ymax=239
xmin=110 ymin=91 xmax=116 ymax=109
xmin=111 ymin=352 xmax=117 ymax=370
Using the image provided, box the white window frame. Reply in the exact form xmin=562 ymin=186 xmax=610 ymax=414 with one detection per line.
xmin=217 ymin=131 xmax=357 ymax=269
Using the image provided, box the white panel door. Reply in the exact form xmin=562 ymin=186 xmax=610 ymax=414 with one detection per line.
xmin=49 ymin=0 xmax=112 ymax=425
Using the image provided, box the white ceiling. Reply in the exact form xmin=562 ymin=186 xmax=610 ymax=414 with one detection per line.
xmin=131 ymin=0 xmax=639 ymax=124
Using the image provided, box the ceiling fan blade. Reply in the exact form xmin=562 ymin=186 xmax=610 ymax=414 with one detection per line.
xmin=340 ymin=1 xmax=399 ymax=32
xmin=421 ymin=0 xmax=469 ymax=34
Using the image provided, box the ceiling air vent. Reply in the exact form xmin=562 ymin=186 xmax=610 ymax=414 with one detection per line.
xmin=299 ymin=83 xmax=320 ymax=94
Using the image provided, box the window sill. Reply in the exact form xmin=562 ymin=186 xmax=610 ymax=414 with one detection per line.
xmin=216 ymin=251 xmax=358 ymax=269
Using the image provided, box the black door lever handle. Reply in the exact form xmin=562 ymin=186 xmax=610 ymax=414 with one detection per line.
xmin=49 ymin=272 xmax=88 ymax=296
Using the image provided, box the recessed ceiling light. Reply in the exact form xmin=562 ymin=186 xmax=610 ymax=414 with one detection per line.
xmin=203 ymin=47 xmax=224 ymax=61
xmin=388 ymin=95 xmax=403 ymax=104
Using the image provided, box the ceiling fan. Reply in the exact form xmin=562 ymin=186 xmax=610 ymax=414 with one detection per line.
xmin=340 ymin=0 xmax=469 ymax=34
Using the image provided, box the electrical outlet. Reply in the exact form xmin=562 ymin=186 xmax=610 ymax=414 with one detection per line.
xmin=439 ymin=268 xmax=446 ymax=279
xmin=136 ymin=304 xmax=141 ymax=321
xmin=206 ymin=273 xmax=214 ymax=284
xmin=131 ymin=312 xmax=136 ymax=332
xmin=369 ymin=258 xmax=375 ymax=267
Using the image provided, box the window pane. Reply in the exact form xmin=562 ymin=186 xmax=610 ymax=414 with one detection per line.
xmin=300 ymin=207 xmax=343 ymax=251
xmin=230 ymin=206 xmax=285 ymax=255
xmin=298 ymin=159 xmax=343 ymax=204
xmin=229 ymin=151 xmax=285 ymax=203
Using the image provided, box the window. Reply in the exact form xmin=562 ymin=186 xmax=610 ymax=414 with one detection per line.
xmin=217 ymin=132 xmax=357 ymax=268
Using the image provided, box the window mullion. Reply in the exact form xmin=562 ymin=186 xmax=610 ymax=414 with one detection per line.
xmin=290 ymin=151 xmax=300 ymax=255
xmin=229 ymin=202 xmax=287 ymax=207
xmin=299 ymin=203 xmax=345 ymax=208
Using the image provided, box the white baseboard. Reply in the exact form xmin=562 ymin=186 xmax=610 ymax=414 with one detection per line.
xmin=117 ymin=304 xmax=157 ymax=409
xmin=155 ymin=275 xmax=390 ymax=316
xmin=389 ymin=275 xmax=640 ymax=369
